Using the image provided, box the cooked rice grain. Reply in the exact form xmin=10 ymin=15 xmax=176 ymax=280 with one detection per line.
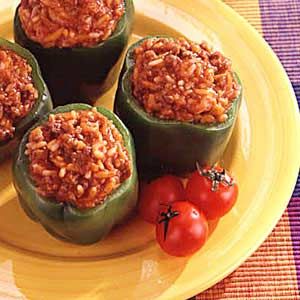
xmin=132 ymin=38 xmax=240 ymax=124
xmin=19 ymin=0 xmax=125 ymax=48
xmin=0 ymin=47 xmax=38 ymax=142
xmin=26 ymin=108 xmax=131 ymax=209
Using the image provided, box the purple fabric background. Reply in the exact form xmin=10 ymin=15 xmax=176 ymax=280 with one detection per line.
xmin=259 ymin=0 xmax=300 ymax=289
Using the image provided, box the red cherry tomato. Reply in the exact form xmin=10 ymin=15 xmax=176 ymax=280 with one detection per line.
xmin=186 ymin=165 xmax=238 ymax=220
xmin=139 ymin=175 xmax=185 ymax=224
xmin=156 ymin=201 xmax=208 ymax=257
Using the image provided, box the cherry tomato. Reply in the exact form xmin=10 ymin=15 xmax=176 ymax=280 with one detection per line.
xmin=139 ymin=175 xmax=185 ymax=224
xmin=156 ymin=201 xmax=208 ymax=257
xmin=186 ymin=165 xmax=238 ymax=220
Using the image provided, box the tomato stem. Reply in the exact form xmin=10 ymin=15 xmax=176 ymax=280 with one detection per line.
xmin=158 ymin=205 xmax=179 ymax=241
xmin=196 ymin=162 xmax=234 ymax=192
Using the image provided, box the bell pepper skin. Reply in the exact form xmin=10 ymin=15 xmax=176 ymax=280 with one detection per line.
xmin=13 ymin=104 xmax=138 ymax=245
xmin=114 ymin=37 xmax=243 ymax=177
xmin=0 ymin=38 xmax=53 ymax=162
xmin=13 ymin=0 xmax=134 ymax=106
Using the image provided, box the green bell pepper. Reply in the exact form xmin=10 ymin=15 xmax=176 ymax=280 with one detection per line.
xmin=114 ymin=37 xmax=243 ymax=177
xmin=13 ymin=103 xmax=138 ymax=245
xmin=13 ymin=0 xmax=134 ymax=106
xmin=0 ymin=38 xmax=52 ymax=162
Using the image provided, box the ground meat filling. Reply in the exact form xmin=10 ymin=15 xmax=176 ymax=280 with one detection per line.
xmin=19 ymin=0 xmax=125 ymax=48
xmin=0 ymin=48 xmax=38 ymax=142
xmin=25 ymin=109 xmax=131 ymax=209
xmin=132 ymin=38 xmax=240 ymax=124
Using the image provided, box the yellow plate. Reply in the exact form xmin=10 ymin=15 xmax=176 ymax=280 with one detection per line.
xmin=0 ymin=0 xmax=300 ymax=299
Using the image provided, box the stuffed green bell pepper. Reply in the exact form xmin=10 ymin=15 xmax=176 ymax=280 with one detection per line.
xmin=114 ymin=37 xmax=242 ymax=176
xmin=0 ymin=38 xmax=52 ymax=162
xmin=14 ymin=0 xmax=134 ymax=106
xmin=13 ymin=103 xmax=138 ymax=245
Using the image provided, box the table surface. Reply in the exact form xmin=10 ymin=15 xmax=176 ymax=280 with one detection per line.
xmin=195 ymin=0 xmax=300 ymax=299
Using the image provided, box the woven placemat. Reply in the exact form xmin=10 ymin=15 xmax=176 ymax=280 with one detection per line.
xmin=195 ymin=1 xmax=300 ymax=299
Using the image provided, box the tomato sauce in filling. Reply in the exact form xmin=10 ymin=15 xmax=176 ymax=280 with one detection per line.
xmin=0 ymin=47 xmax=38 ymax=142
xmin=132 ymin=38 xmax=240 ymax=124
xmin=26 ymin=109 xmax=131 ymax=209
xmin=19 ymin=0 xmax=125 ymax=48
